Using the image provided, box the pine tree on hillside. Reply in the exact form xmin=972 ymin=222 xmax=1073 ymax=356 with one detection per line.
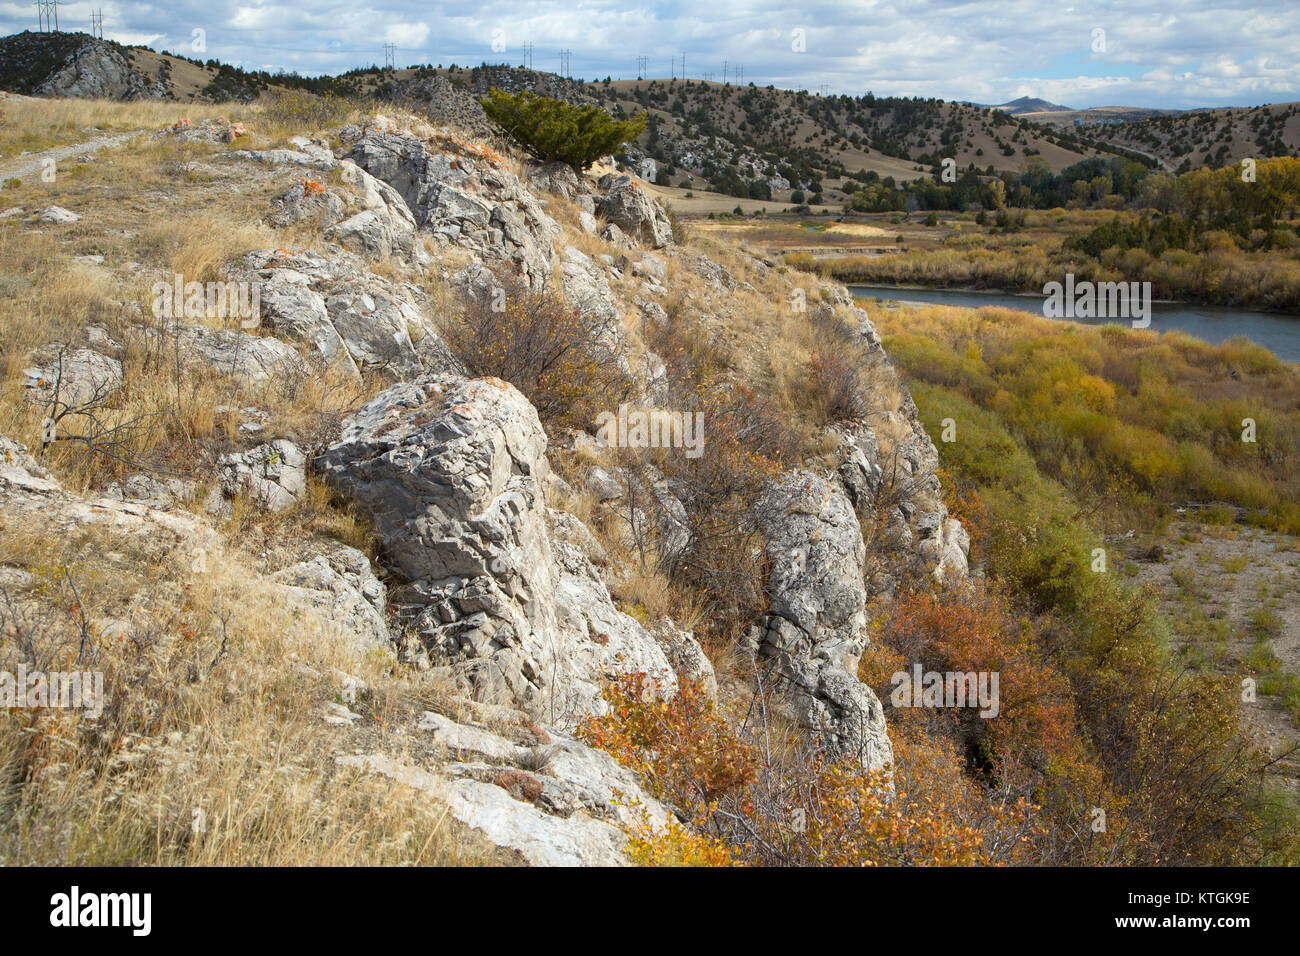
xmin=481 ymin=88 xmax=647 ymax=171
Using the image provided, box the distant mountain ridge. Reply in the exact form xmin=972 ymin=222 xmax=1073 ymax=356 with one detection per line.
xmin=2 ymin=30 xmax=1297 ymax=180
xmin=989 ymin=96 xmax=1074 ymax=114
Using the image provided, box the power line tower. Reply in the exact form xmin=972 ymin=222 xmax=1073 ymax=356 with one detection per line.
xmin=90 ymin=8 xmax=102 ymax=39
xmin=521 ymin=42 xmax=533 ymax=70
xmin=636 ymin=55 xmax=647 ymax=80
xmin=819 ymin=83 xmax=830 ymax=96
xmin=679 ymin=52 xmax=685 ymax=79
xmin=736 ymin=64 xmax=744 ymax=84
xmin=383 ymin=43 xmax=395 ymax=70
xmin=558 ymin=49 xmax=570 ymax=78
xmin=35 ymin=0 xmax=59 ymax=32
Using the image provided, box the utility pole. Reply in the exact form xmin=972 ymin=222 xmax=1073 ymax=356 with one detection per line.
xmin=680 ymin=52 xmax=685 ymax=79
xmin=723 ymin=59 xmax=727 ymax=84
xmin=383 ymin=43 xmax=395 ymax=70
xmin=90 ymin=8 xmax=102 ymax=39
xmin=35 ymin=0 xmax=59 ymax=32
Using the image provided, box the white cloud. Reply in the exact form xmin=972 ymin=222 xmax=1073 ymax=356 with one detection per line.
xmin=2 ymin=0 xmax=1297 ymax=107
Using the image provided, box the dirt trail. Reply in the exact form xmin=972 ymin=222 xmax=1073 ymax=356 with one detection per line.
xmin=0 ymin=130 xmax=143 ymax=185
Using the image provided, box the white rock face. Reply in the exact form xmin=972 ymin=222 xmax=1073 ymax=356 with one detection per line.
xmin=319 ymin=373 xmax=676 ymax=726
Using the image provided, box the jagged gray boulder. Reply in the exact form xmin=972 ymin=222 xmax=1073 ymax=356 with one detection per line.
xmin=318 ymin=373 xmax=675 ymax=726
xmin=268 ymin=180 xmax=346 ymax=228
xmin=142 ymin=321 xmax=311 ymax=388
xmin=650 ymin=618 xmax=717 ymax=702
xmin=830 ymin=423 xmax=884 ymax=511
xmin=211 ymin=439 xmax=306 ymax=512
xmin=328 ymin=160 xmax=431 ymax=269
xmin=526 ymin=161 xmax=589 ymax=199
xmin=235 ymin=247 xmax=458 ymax=381
xmin=595 ymin=174 xmax=673 ymax=249
xmin=273 ymin=545 xmax=390 ymax=650
xmin=102 ymin=473 xmax=196 ymax=510
xmin=752 ymin=471 xmax=893 ymax=773
xmin=347 ymin=119 xmax=560 ymax=288
xmin=558 ymin=246 xmax=632 ymax=375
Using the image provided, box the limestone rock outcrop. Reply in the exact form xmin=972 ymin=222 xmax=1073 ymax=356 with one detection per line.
xmin=211 ymin=439 xmax=307 ymax=513
xmin=752 ymin=471 xmax=893 ymax=773
xmin=234 ymin=247 xmax=459 ymax=381
xmin=23 ymin=346 xmax=123 ymax=409
xmin=318 ymin=372 xmax=676 ymax=726
xmin=273 ymin=545 xmax=391 ymax=651
xmin=346 ymin=119 xmax=560 ymax=288
xmin=595 ymin=174 xmax=674 ymax=249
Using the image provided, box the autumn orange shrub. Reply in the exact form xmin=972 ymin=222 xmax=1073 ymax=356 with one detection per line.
xmin=784 ymin=737 xmax=1041 ymax=866
xmin=578 ymin=673 xmax=757 ymax=820
xmin=620 ymin=805 xmax=740 ymax=867
xmin=861 ymin=586 xmax=1129 ymax=863
xmin=581 ymin=668 xmax=1048 ymax=866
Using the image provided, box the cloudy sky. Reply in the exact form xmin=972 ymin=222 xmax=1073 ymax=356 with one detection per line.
xmin=4 ymin=0 xmax=1298 ymax=108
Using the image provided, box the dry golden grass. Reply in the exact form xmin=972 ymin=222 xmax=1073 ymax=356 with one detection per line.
xmin=0 ymin=113 xmax=381 ymax=495
xmin=0 ymin=513 xmax=496 ymax=865
xmin=0 ymin=96 xmax=250 ymax=158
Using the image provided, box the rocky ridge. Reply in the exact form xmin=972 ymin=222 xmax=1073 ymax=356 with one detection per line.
xmin=3 ymin=107 xmax=969 ymax=863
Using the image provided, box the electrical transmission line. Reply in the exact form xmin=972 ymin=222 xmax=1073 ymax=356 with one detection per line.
xmin=35 ymin=0 xmax=60 ymax=32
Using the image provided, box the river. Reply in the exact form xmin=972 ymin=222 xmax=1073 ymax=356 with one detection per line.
xmin=849 ymin=284 xmax=1299 ymax=363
